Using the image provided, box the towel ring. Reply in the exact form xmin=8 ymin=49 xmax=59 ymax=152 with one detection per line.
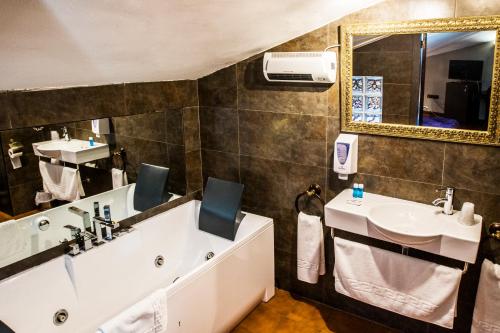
xmin=295 ymin=184 xmax=325 ymax=222
xmin=112 ymin=147 xmax=127 ymax=172
xmin=489 ymin=222 xmax=500 ymax=241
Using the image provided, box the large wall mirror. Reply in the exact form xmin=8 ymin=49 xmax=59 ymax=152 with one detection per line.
xmin=0 ymin=83 xmax=198 ymax=269
xmin=340 ymin=16 xmax=500 ymax=145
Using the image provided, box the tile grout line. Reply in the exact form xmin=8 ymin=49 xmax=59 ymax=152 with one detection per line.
xmin=441 ymin=143 xmax=447 ymax=186
xmin=236 ymin=65 xmax=242 ymax=183
xmin=195 ymin=79 xmax=204 ymax=193
xmin=239 ymin=107 xmax=329 ymax=118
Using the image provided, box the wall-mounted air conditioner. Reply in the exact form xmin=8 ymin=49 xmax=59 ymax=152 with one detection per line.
xmin=263 ymin=51 xmax=336 ymax=83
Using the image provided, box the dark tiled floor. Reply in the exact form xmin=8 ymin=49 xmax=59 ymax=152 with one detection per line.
xmin=232 ymin=289 xmax=398 ymax=333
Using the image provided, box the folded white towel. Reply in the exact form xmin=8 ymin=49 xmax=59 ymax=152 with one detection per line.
xmin=39 ymin=161 xmax=85 ymax=202
xmin=472 ymin=259 xmax=500 ymax=333
xmin=97 ymin=289 xmax=167 ymax=333
xmin=0 ymin=220 xmax=29 ymax=267
xmin=112 ymin=168 xmax=128 ymax=189
xmin=334 ymin=237 xmax=462 ymax=328
xmin=297 ymin=212 xmax=325 ymax=284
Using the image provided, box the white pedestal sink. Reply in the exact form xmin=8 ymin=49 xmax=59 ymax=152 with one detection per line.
xmin=325 ymin=189 xmax=482 ymax=263
xmin=33 ymin=139 xmax=110 ymax=164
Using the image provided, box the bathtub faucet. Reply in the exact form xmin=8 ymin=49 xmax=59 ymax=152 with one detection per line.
xmin=63 ymin=225 xmax=94 ymax=254
xmin=93 ymin=216 xmax=120 ymax=242
xmin=68 ymin=206 xmax=92 ymax=231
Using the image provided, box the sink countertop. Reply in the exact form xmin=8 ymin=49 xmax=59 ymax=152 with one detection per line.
xmin=32 ymin=139 xmax=110 ymax=164
xmin=33 ymin=139 xmax=107 ymax=151
xmin=325 ymin=189 xmax=482 ymax=263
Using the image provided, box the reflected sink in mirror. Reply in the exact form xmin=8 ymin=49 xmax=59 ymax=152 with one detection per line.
xmin=325 ymin=189 xmax=483 ymax=263
xmin=367 ymin=203 xmax=443 ymax=245
xmin=0 ymin=184 xmax=182 ymax=268
xmin=0 ymin=111 xmax=193 ymax=273
xmin=33 ymin=139 xmax=110 ymax=164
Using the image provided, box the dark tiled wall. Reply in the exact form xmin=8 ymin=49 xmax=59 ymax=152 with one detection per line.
xmin=198 ymin=1 xmax=500 ymax=332
xmin=354 ymin=34 xmax=421 ymax=124
xmin=0 ymin=81 xmax=202 ymax=215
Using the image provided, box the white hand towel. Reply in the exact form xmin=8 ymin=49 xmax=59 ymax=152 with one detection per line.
xmin=297 ymin=212 xmax=325 ymax=284
xmin=0 ymin=220 xmax=29 ymax=267
xmin=334 ymin=237 xmax=462 ymax=329
xmin=8 ymin=148 xmax=22 ymax=169
xmin=39 ymin=161 xmax=85 ymax=202
xmin=97 ymin=289 xmax=167 ymax=333
xmin=112 ymin=168 xmax=128 ymax=189
xmin=472 ymin=259 xmax=500 ymax=333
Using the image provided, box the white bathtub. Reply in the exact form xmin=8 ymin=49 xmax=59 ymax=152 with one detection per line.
xmin=0 ymin=184 xmax=180 ymax=268
xmin=0 ymin=200 xmax=275 ymax=333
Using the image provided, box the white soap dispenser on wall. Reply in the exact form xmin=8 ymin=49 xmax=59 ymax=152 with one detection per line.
xmin=333 ymin=133 xmax=358 ymax=180
xmin=91 ymin=118 xmax=110 ymax=138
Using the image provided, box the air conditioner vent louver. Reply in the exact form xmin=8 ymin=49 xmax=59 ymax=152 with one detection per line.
xmin=270 ymin=52 xmax=323 ymax=58
xmin=267 ymin=73 xmax=313 ymax=81
xmin=263 ymin=51 xmax=336 ymax=84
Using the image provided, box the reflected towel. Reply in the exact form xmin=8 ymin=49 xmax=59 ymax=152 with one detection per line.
xmin=472 ymin=259 xmax=500 ymax=333
xmin=97 ymin=289 xmax=167 ymax=333
xmin=39 ymin=161 xmax=85 ymax=202
xmin=0 ymin=220 xmax=29 ymax=266
xmin=334 ymin=237 xmax=461 ymax=328
xmin=297 ymin=212 xmax=325 ymax=284
xmin=112 ymin=168 xmax=128 ymax=189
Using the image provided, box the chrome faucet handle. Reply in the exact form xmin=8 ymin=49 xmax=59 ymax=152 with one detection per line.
xmin=80 ymin=231 xmax=94 ymax=251
xmin=63 ymin=225 xmax=94 ymax=253
xmin=92 ymin=217 xmax=106 ymax=245
xmin=63 ymin=225 xmax=82 ymax=239
xmin=94 ymin=216 xmax=120 ymax=241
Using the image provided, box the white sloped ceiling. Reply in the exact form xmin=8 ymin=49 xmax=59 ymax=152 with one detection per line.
xmin=0 ymin=0 xmax=383 ymax=90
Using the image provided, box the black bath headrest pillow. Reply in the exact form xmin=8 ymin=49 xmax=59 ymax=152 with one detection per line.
xmin=133 ymin=163 xmax=172 ymax=212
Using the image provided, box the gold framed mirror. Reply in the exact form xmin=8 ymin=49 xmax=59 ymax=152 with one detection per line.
xmin=340 ymin=16 xmax=500 ymax=146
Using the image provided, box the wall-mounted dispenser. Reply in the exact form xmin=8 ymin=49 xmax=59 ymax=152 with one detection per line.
xmin=91 ymin=118 xmax=110 ymax=137
xmin=333 ymin=134 xmax=358 ymax=180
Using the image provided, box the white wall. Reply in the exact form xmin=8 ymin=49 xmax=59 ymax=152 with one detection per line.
xmin=424 ymin=42 xmax=495 ymax=114
xmin=0 ymin=0 xmax=383 ymax=91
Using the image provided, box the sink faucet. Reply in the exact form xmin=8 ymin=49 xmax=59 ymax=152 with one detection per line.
xmin=68 ymin=206 xmax=91 ymax=232
xmin=62 ymin=126 xmax=71 ymax=141
xmin=432 ymin=187 xmax=454 ymax=215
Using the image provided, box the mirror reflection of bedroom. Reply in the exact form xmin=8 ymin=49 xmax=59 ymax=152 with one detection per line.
xmin=423 ymin=31 xmax=495 ymax=130
xmin=352 ymin=31 xmax=496 ymax=130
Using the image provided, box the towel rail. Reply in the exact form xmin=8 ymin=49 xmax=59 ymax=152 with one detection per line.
xmin=38 ymin=156 xmax=80 ymax=170
xmin=387 ymin=240 xmax=469 ymax=274
xmin=295 ymin=184 xmax=325 ymax=222
xmin=112 ymin=147 xmax=127 ymax=172
xmin=333 ymin=235 xmax=471 ymax=275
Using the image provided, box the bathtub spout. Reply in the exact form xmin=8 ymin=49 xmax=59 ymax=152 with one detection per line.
xmin=68 ymin=206 xmax=92 ymax=232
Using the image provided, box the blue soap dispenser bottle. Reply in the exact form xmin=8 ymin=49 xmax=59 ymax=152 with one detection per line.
xmin=353 ymin=183 xmax=359 ymax=198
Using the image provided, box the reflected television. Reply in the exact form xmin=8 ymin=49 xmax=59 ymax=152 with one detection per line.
xmin=448 ymin=60 xmax=483 ymax=81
